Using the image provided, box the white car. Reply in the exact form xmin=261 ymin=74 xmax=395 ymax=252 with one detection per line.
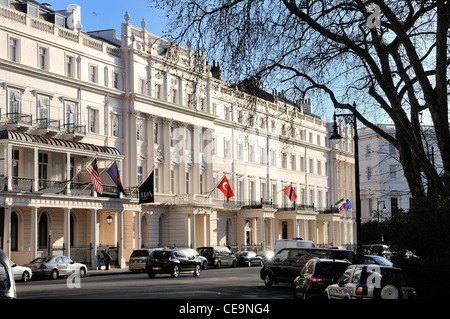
xmin=10 ymin=260 xmax=32 ymax=282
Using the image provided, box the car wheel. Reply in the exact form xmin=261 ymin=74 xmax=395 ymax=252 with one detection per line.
xmin=22 ymin=271 xmax=31 ymax=282
xmin=79 ymin=267 xmax=86 ymax=278
xmin=147 ymin=272 xmax=155 ymax=278
xmin=232 ymin=260 xmax=237 ymax=268
xmin=248 ymin=261 xmax=252 ymax=267
xmin=374 ymin=283 xmax=401 ymax=299
xmin=216 ymin=260 xmax=221 ymax=269
xmin=264 ymin=272 xmax=273 ymax=287
xmin=171 ymin=265 xmax=180 ymax=278
xmin=203 ymin=261 xmax=208 ymax=270
xmin=51 ymin=269 xmax=59 ymax=280
xmin=380 ymin=284 xmax=400 ymax=299
xmin=194 ymin=265 xmax=201 ymax=276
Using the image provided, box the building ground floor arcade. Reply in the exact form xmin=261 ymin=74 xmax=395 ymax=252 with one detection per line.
xmin=2 ymin=194 xmax=356 ymax=268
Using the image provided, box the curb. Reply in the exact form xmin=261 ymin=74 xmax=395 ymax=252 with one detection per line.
xmin=87 ymin=268 xmax=132 ymax=276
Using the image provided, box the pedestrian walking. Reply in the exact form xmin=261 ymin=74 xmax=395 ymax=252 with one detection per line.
xmin=103 ymin=249 xmax=112 ymax=270
xmin=96 ymin=255 xmax=103 ymax=270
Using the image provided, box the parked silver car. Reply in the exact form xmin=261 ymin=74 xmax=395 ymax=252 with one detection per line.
xmin=10 ymin=260 xmax=33 ymax=282
xmin=129 ymin=249 xmax=157 ymax=272
xmin=24 ymin=256 xmax=87 ymax=280
xmin=0 ymin=249 xmax=16 ymax=299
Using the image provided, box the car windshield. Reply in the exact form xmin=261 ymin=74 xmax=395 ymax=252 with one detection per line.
xmin=29 ymin=257 xmax=52 ymax=263
xmin=131 ymin=250 xmax=149 ymax=257
xmin=315 ymin=262 xmax=350 ymax=278
xmin=151 ymin=251 xmax=172 ymax=260
xmin=197 ymin=248 xmax=211 ymax=256
xmin=369 ymin=255 xmax=393 ymax=266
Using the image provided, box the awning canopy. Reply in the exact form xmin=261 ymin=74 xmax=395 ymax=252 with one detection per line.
xmin=0 ymin=130 xmax=121 ymax=155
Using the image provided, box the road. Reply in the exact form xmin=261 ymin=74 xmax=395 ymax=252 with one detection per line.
xmin=15 ymin=266 xmax=293 ymax=300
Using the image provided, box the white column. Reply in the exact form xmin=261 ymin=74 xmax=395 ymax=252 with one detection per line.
xmin=31 ymin=207 xmax=38 ymax=260
xmin=64 ymin=208 xmax=71 ymax=258
xmin=118 ymin=210 xmax=126 ymax=268
xmin=6 ymin=144 xmax=12 ymax=191
xmin=66 ymin=152 xmax=71 ymax=195
xmin=91 ymin=210 xmax=98 ymax=269
xmin=33 ymin=148 xmax=38 ymax=192
xmin=193 ymin=125 xmax=201 ymax=194
xmin=191 ymin=213 xmax=196 ymax=249
xmin=4 ymin=205 xmax=11 ymax=256
xmin=136 ymin=212 xmax=142 ymax=249
xmin=147 ymin=115 xmax=155 ymax=175
xmin=162 ymin=119 xmax=172 ymax=194
xmin=177 ymin=123 xmax=187 ymax=194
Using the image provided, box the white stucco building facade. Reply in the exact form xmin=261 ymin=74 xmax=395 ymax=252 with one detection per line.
xmin=358 ymin=124 xmax=442 ymax=222
xmin=0 ymin=0 xmax=357 ymax=268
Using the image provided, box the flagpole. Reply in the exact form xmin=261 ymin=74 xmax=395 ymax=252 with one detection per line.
xmin=138 ymin=165 xmax=156 ymax=187
xmin=206 ymin=175 xmax=226 ymax=197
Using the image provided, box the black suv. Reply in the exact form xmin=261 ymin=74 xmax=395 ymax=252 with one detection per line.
xmin=324 ymin=264 xmax=417 ymax=299
xmin=260 ymin=247 xmax=355 ymax=287
xmin=197 ymin=246 xmax=237 ymax=268
xmin=146 ymin=249 xmax=202 ymax=278
xmin=293 ymin=258 xmax=351 ymax=299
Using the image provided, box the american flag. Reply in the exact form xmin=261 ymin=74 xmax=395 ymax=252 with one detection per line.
xmin=87 ymin=158 xmax=103 ymax=194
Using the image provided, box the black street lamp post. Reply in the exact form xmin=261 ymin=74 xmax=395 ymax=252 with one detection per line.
xmin=330 ymin=103 xmax=364 ymax=264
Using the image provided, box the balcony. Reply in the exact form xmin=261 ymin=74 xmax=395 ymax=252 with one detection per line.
xmin=6 ymin=112 xmax=32 ymax=132
xmin=36 ymin=118 xmax=60 ymax=136
xmin=275 ymin=203 xmax=315 ymax=212
xmin=0 ymin=177 xmax=128 ymax=200
xmin=64 ymin=123 xmax=86 ymax=141
xmin=223 ymin=199 xmax=274 ymax=210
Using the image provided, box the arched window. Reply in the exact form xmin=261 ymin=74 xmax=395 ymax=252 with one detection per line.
xmin=11 ymin=212 xmax=18 ymax=251
xmin=38 ymin=213 xmax=48 ymax=249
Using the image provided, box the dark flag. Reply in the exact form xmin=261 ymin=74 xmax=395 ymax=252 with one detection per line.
xmin=282 ymin=185 xmax=297 ymax=201
xmin=139 ymin=171 xmax=154 ymax=204
xmin=107 ymin=161 xmax=126 ymax=196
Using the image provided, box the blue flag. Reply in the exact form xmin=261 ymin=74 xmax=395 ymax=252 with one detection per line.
xmin=107 ymin=162 xmax=126 ymax=195
xmin=344 ymin=199 xmax=352 ymax=211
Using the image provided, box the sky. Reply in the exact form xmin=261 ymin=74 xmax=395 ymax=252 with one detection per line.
xmin=54 ymin=0 xmax=167 ymax=36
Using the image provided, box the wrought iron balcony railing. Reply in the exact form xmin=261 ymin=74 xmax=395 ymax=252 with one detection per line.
xmin=36 ymin=118 xmax=60 ymax=130
xmin=64 ymin=123 xmax=86 ymax=135
xmin=6 ymin=112 xmax=32 ymax=125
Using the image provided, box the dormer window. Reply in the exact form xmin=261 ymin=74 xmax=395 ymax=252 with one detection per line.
xmin=55 ymin=14 xmax=66 ymax=28
xmin=28 ymin=4 xmax=39 ymax=18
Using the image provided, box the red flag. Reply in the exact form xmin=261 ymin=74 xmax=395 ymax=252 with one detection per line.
xmin=217 ymin=176 xmax=234 ymax=202
xmin=283 ymin=185 xmax=297 ymax=201
xmin=87 ymin=158 xmax=103 ymax=194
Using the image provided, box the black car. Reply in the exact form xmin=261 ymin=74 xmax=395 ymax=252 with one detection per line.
xmin=293 ymin=258 xmax=351 ymax=299
xmin=260 ymin=247 xmax=355 ymax=287
xmin=197 ymin=246 xmax=237 ymax=268
xmin=146 ymin=249 xmax=202 ymax=278
xmin=324 ymin=264 xmax=417 ymax=299
xmin=369 ymin=244 xmax=391 ymax=260
xmin=235 ymin=251 xmax=263 ymax=267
